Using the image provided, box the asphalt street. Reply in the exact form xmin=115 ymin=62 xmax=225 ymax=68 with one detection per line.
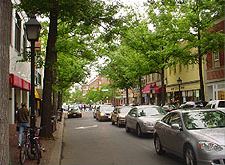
xmin=61 ymin=111 xmax=184 ymax=165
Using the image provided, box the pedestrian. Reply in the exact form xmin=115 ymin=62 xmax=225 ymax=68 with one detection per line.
xmin=17 ymin=103 xmax=29 ymax=148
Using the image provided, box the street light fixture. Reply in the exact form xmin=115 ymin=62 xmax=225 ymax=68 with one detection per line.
xmin=25 ymin=15 xmax=41 ymax=152
xmin=150 ymin=84 xmax=153 ymax=104
xmin=177 ymin=77 xmax=182 ymax=106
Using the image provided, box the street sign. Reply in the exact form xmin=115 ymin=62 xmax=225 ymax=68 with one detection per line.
xmin=101 ymin=89 xmax=109 ymax=92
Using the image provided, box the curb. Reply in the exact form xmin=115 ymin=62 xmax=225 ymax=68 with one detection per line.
xmin=48 ymin=114 xmax=65 ymax=165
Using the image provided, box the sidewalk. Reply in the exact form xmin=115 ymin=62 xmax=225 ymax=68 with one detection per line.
xmin=9 ymin=115 xmax=64 ymax=165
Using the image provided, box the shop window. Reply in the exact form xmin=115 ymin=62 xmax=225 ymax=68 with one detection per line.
xmin=15 ymin=13 xmax=21 ymax=53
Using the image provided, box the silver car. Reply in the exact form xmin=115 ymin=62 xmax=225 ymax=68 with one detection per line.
xmin=125 ymin=105 xmax=166 ymax=137
xmin=154 ymin=109 xmax=225 ymax=165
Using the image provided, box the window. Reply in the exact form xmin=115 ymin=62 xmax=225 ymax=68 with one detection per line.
xmin=169 ymin=67 xmax=172 ymax=76
xmin=15 ymin=13 xmax=21 ymax=52
xmin=213 ymin=52 xmax=220 ymax=68
xmin=168 ymin=113 xmax=182 ymax=127
xmin=22 ymin=35 xmax=27 ymax=58
xmin=179 ymin=64 xmax=182 ymax=73
xmin=174 ymin=65 xmax=176 ymax=74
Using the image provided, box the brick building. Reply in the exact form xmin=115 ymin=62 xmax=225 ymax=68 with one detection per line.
xmin=205 ymin=18 xmax=225 ymax=100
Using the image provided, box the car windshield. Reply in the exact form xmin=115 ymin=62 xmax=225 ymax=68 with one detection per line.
xmin=119 ymin=107 xmax=131 ymax=113
xmin=182 ymin=111 xmax=225 ymax=130
xmin=100 ymin=106 xmax=114 ymax=112
xmin=218 ymin=101 xmax=225 ymax=108
xmin=138 ymin=107 xmax=164 ymax=117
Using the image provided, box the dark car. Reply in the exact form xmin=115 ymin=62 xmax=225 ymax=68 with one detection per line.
xmin=111 ymin=106 xmax=132 ymax=127
xmin=67 ymin=108 xmax=82 ymax=118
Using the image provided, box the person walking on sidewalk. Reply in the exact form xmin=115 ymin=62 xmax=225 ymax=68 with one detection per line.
xmin=17 ymin=103 xmax=29 ymax=148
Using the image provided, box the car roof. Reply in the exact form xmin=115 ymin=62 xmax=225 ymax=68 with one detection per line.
xmin=171 ymin=108 xmax=221 ymax=114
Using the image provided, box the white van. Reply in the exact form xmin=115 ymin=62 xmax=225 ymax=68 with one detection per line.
xmin=206 ymin=100 xmax=225 ymax=113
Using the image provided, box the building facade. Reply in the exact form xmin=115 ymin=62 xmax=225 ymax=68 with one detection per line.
xmin=205 ymin=18 xmax=225 ymax=101
xmin=9 ymin=0 xmax=43 ymax=124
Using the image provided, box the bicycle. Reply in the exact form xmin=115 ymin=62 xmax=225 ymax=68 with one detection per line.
xmin=19 ymin=126 xmax=43 ymax=165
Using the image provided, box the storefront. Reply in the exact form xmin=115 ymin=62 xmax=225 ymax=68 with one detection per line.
xmin=166 ymin=81 xmax=201 ymax=105
xmin=206 ymin=81 xmax=225 ymax=100
xmin=9 ymin=74 xmax=30 ymax=124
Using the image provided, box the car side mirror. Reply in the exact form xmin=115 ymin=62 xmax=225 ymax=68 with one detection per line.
xmin=171 ymin=124 xmax=181 ymax=130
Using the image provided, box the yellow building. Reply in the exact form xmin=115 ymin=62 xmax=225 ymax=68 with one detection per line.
xmin=166 ymin=63 xmax=203 ymax=104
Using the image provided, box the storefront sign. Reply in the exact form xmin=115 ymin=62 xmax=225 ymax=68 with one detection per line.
xmin=9 ymin=74 xmax=31 ymax=91
xmin=9 ymin=74 xmax=23 ymax=88
xmin=196 ymin=90 xmax=199 ymax=97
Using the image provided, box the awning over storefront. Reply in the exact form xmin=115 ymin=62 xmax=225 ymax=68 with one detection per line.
xmin=9 ymin=74 xmax=30 ymax=91
xmin=155 ymin=85 xmax=162 ymax=93
xmin=142 ymin=83 xmax=156 ymax=94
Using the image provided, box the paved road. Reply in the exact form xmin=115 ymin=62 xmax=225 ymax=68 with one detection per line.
xmin=61 ymin=111 xmax=184 ymax=165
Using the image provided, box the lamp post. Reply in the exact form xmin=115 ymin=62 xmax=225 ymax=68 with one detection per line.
xmin=150 ymin=84 xmax=153 ymax=105
xmin=25 ymin=15 xmax=41 ymax=150
xmin=177 ymin=77 xmax=182 ymax=106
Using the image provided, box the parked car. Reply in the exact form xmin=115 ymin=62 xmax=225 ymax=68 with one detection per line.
xmin=96 ymin=105 xmax=114 ymax=121
xmin=67 ymin=108 xmax=82 ymax=118
xmin=161 ymin=104 xmax=177 ymax=112
xmin=111 ymin=106 xmax=132 ymax=127
xmin=93 ymin=104 xmax=101 ymax=118
xmin=206 ymin=100 xmax=225 ymax=113
xmin=179 ymin=101 xmax=207 ymax=109
xmin=154 ymin=109 xmax=225 ymax=165
xmin=125 ymin=105 xmax=166 ymax=137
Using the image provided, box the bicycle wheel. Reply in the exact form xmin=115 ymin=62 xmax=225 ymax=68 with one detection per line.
xmin=26 ymin=137 xmax=34 ymax=160
xmin=19 ymin=142 xmax=26 ymax=165
xmin=33 ymin=140 xmax=41 ymax=164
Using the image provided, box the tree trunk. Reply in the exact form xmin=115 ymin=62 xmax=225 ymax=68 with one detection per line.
xmin=198 ymin=28 xmax=205 ymax=101
xmin=139 ymin=78 xmax=143 ymax=105
xmin=40 ymin=11 xmax=58 ymax=138
xmin=0 ymin=0 xmax=11 ymax=164
xmin=58 ymin=90 xmax=63 ymax=110
xmin=125 ymin=88 xmax=129 ymax=105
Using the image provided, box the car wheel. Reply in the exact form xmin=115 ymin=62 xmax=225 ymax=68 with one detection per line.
xmin=154 ymin=134 xmax=165 ymax=155
xmin=125 ymin=123 xmax=130 ymax=132
xmin=184 ymin=145 xmax=197 ymax=165
xmin=136 ymin=124 xmax=142 ymax=137
xmin=117 ymin=118 xmax=120 ymax=127
xmin=112 ymin=118 xmax=115 ymax=125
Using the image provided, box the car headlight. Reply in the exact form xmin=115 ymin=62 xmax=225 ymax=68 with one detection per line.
xmin=100 ymin=112 xmax=105 ymax=116
xmin=143 ymin=122 xmax=154 ymax=126
xmin=67 ymin=112 xmax=71 ymax=115
xmin=118 ymin=116 xmax=124 ymax=119
xmin=199 ymin=141 xmax=223 ymax=152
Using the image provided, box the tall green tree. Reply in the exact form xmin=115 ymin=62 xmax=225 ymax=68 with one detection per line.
xmin=16 ymin=0 xmax=122 ymax=137
xmin=178 ymin=0 xmax=225 ymax=101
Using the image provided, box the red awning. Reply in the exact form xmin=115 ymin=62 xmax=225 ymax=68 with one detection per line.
xmin=155 ymin=86 xmax=162 ymax=93
xmin=142 ymin=83 xmax=156 ymax=94
xmin=9 ymin=74 xmax=31 ymax=91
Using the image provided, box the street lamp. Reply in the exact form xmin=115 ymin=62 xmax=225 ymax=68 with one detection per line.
xmin=25 ymin=15 xmax=41 ymax=151
xmin=150 ymin=84 xmax=153 ymax=105
xmin=177 ymin=77 xmax=182 ymax=106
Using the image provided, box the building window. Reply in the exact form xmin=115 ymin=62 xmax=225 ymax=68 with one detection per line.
xmin=15 ymin=13 xmax=21 ymax=53
xmin=213 ymin=52 xmax=220 ymax=68
xmin=35 ymin=72 xmax=42 ymax=86
xmin=179 ymin=64 xmax=182 ymax=73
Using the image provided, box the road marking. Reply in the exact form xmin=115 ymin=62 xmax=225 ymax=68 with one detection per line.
xmin=75 ymin=125 xmax=98 ymax=130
